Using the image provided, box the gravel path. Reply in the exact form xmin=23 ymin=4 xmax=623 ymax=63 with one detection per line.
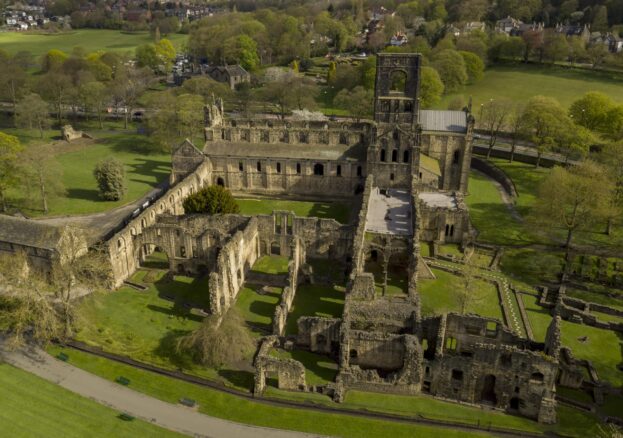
xmin=0 ymin=345 xmax=321 ymax=438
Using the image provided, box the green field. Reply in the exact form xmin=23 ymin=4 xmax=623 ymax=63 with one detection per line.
xmin=0 ymin=29 xmax=187 ymax=57
xmin=236 ymin=198 xmax=353 ymax=224
xmin=270 ymin=349 xmax=339 ymax=386
xmin=251 ymin=255 xmax=289 ymax=275
xmin=76 ymin=269 xmax=210 ymax=375
xmin=0 ymin=363 xmax=183 ymax=438
xmin=286 ymin=284 xmax=346 ymax=334
xmin=235 ymin=285 xmax=283 ymax=334
xmin=419 ymin=268 xmax=504 ymax=320
xmin=437 ymin=64 xmax=623 ymax=109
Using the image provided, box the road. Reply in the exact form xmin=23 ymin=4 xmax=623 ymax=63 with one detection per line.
xmin=473 ymin=135 xmax=577 ymax=165
xmin=0 ymin=345 xmax=321 ymax=438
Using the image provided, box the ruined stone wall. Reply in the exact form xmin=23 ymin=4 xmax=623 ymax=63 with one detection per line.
xmin=254 ymin=212 xmax=353 ymax=261
xmin=254 ymin=336 xmax=307 ymax=395
xmin=418 ymin=196 xmax=470 ymax=244
xmin=420 ymin=131 xmax=473 ymax=193
xmin=296 ymin=317 xmax=341 ymax=354
xmin=208 ymin=156 xmax=365 ymax=197
xmin=209 ymin=217 xmax=260 ymax=315
xmin=107 ymin=161 xmax=212 ymax=287
xmin=351 ymin=175 xmax=374 ymax=274
xmin=273 ymin=238 xmax=305 ymax=336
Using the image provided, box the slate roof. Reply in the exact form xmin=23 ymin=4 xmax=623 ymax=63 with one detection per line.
xmin=204 ymin=141 xmax=366 ymax=161
xmin=0 ymin=215 xmax=64 ymax=250
xmin=419 ymin=110 xmax=467 ymax=133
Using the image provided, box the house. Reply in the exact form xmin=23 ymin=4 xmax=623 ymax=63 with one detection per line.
xmin=463 ymin=21 xmax=486 ymax=33
xmin=206 ymin=65 xmax=251 ymax=90
xmin=495 ymin=16 xmax=523 ymax=34
xmin=389 ymin=31 xmax=408 ymax=46
xmin=555 ymin=23 xmax=590 ymax=43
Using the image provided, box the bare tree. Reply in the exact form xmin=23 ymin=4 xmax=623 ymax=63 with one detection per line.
xmin=454 ymin=257 xmax=482 ymax=315
xmin=507 ymin=104 xmax=526 ymax=163
xmin=20 ymin=144 xmax=65 ymax=214
xmin=480 ymin=99 xmax=511 ymax=159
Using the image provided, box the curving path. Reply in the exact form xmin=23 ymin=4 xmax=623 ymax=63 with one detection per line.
xmin=0 ymin=345 xmax=321 ymax=438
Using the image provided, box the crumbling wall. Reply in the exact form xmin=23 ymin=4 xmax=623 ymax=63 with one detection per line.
xmin=254 ymin=336 xmax=307 ymax=396
xmin=296 ymin=317 xmax=341 ymax=354
xmin=209 ymin=218 xmax=260 ymax=315
xmin=273 ymin=238 xmax=305 ymax=336
xmin=351 ymin=175 xmax=374 ymax=274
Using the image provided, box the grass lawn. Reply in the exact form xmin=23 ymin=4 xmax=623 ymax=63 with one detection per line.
xmin=436 ymin=64 xmax=623 ymax=110
xmin=521 ymin=293 xmax=623 ymax=386
xmin=419 ymin=268 xmax=504 ymax=321
xmin=0 ymin=29 xmax=187 ymax=58
xmin=46 ymin=346 xmax=491 ymax=438
xmin=270 ymin=349 xmax=338 ymax=385
xmin=236 ymin=198 xmax=352 ymax=224
xmin=500 ymin=248 xmax=565 ymax=287
xmin=0 ymin=363 xmax=184 ymax=438
xmin=235 ymin=284 xmax=283 ymax=334
xmin=4 ymin=126 xmax=170 ymax=216
xmin=251 ymin=255 xmax=289 ymax=274
xmin=438 ymin=243 xmax=463 ymax=258
xmin=286 ymin=284 xmax=346 ymax=334
xmin=466 ymin=170 xmax=532 ymax=245
xmin=366 ymin=261 xmax=408 ymax=296
xmin=75 ymin=269 xmax=211 ymax=375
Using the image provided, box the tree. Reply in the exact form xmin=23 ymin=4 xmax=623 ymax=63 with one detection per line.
xmin=592 ymin=5 xmax=609 ymax=32
xmin=569 ymin=92 xmax=622 ymax=134
xmin=453 ymin=257 xmax=482 ymax=315
xmin=41 ymin=49 xmax=68 ymax=72
xmin=542 ymin=31 xmax=570 ymax=63
xmin=521 ymin=96 xmax=568 ymax=167
xmin=261 ymin=74 xmax=317 ymax=119
xmin=0 ymin=61 xmax=27 ymax=114
xmin=176 ymin=306 xmax=254 ymax=368
xmin=0 ymin=132 xmax=23 ymax=211
xmin=480 ymin=99 xmax=512 ymax=158
xmin=155 ymin=39 xmax=176 ymax=73
xmin=37 ymin=71 xmax=72 ymax=124
xmin=598 ymin=143 xmax=623 ymax=235
xmin=431 ymin=49 xmax=468 ymax=93
xmin=180 ymin=76 xmax=232 ymax=103
xmin=14 ymin=93 xmax=50 ymax=138
xmin=112 ymin=66 xmax=152 ymax=128
xmin=224 ymin=35 xmax=260 ymax=71
xmin=182 ymin=185 xmax=240 ymax=215
xmin=93 ymin=158 xmax=126 ymax=201
xmin=327 ymin=61 xmax=337 ymax=83
xmin=420 ymin=66 xmax=444 ymax=108
xmin=176 ymin=94 xmax=205 ymax=140
xmin=20 ymin=144 xmax=65 ymax=213
xmin=532 ymin=161 xmax=614 ymax=264
xmin=80 ymin=81 xmax=109 ymax=129
xmin=333 ymin=86 xmax=372 ymax=121
xmin=587 ymin=44 xmax=609 ymax=69
xmin=507 ymin=104 xmax=526 ymax=163
xmin=459 ymin=51 xmax=484 ymax=83
xmin=555 ymin=123 xmax=592 ymax=164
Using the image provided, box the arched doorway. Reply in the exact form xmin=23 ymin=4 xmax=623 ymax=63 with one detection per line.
xmin=481 ymin=375 xmax=497 ymax=405
xmin=216 ymin=177 xmax=224 ymax=186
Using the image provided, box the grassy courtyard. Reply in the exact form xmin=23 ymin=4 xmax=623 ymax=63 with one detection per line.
xmin=0 ymin=363 xmax=184 ymax=438
xmin=250 ymin=255 xmax=289 ymax=275
xmin=235 ymin=285 xmax=283 ymax=334
xmin=75 ymin=269 xmax=210 ymax=375
xmin=270 ymin=349 xmax=339 ymax=386
xmin=236 ymin=198 xmax=353 ymax=224
xmin=286 ymin=284 xmax=346 ymax=334
xmin=437 ymin=64 xmax=623 ymax=110
xmin=0 ymin=29 xmax=187 ymax=57
xmin=520 ymin=293 xmax=623 ymax=387
xmin=418 ymin=268 xmax=504 ymax=321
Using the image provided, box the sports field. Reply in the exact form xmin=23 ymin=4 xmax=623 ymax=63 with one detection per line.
xmin=0 ymin=29 xmax=187 ymax=57
xmin=437 ymin=64 xmax=623 ymax=109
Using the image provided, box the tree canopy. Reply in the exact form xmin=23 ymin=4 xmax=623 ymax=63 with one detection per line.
xmin=183 ymin=185 xmax=240 ymax=215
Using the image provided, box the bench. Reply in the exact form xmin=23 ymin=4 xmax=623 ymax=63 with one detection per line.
xmin=56 ymin=352 xmax=69 ymax=362
xmin=118 ymin=413 xmax=135 ymax=421
xmin=179 ymin=398 xmax=197 ymax=408
xmin=116 ymin=376 xmax=131 ymax=386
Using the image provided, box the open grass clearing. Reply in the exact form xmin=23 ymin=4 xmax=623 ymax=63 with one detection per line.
xmin=251 ymin=255 xmax=289 ymax=275
xmin=436 ymin=64 xmax=623 ymax=110
xmin=0 ymin=29 xmax=187 ymax=58
xmin=45 ymin=346 xmax=490 ymax=438
xmin=236 ymin=198 xmax=352 ymax=224
xmin=235 ymin=284 xmax=283 ymax=334
xmin=286 ymin=284 xmax=345 ymax=334
xmin=0 ymin=363 xmax=184 ymax=438
xmin=366 ymin=261 xmax=408 ymax=296
xmin=419 ymin=268 xmax=503 ymax=321
xmin=75 ymin=269 xmax=211 ymax=376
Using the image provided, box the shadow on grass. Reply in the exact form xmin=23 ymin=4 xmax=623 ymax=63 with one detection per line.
xmin=146 ymin=304 xmax=203 ymax=323
xmin=217 ymin=369 xmax=255 ymax=390
xmin=66 ymin=187 xmax=102 ymax=202
xmin=308 ymin=202 xmax=350 ymax=224
xmin=152 ymin=329 xmax=196 ymax=370
xmin=126 ymin=158 xmax=170 ymax=182
xmin=289 ymin=350 xmax=338 ymax=383
xmin=152 ymin=274 xmax=211 ymax=310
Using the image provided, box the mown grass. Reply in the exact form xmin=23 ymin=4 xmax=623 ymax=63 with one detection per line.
xmin=75 ymin=270 xmax=210 ymax=375
xmin=235 ymin=284 xmax=283 ymax=334
xmin=236 ymin=198 xmax=352 ymax=223
xmin=0 ymin=363 xmax=184 ymax=438
xmin=286 ymin=284 xmax=346 ymax=334
xmin=270 ymin=349 xmax=338 ymax=385
xmin=0 ymin=29 xmax=187 ymax=58
xmin=419 ymin=268 xmax=504 ymax=320
xmin=437 ymin=64 xmax=623 ymax=110
xmin=45 ymin=346 xmax=492 ymax=438
xmin=251 ymin=255 xmax=289 ymax=275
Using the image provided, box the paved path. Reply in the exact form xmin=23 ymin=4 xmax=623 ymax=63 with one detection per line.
xmin=0 ymin=346 xmax=321 ymax=438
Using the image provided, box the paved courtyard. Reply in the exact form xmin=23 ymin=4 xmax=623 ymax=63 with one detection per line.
xmin=365 ymin=188 xmax=412 ymax=235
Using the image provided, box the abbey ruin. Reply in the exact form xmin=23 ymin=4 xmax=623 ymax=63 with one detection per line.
xmin=1 ymin=53 xmax=569 ymax=424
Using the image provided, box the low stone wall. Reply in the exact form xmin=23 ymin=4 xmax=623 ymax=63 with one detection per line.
xmin=470 ymin=156 xmax=517 ymax=198
xmin=296 ymin=316 xmax=341 ymax=354
xmin=472 ymin=145 xmax=559 ymax=168
xmin=253 ymin=336 xmax=307 ymax=395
